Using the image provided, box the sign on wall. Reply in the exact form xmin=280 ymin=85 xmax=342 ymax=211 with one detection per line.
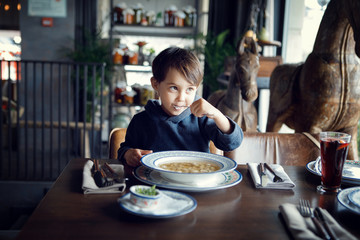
xmin=28 ymin=0 xmax=67 ymax=18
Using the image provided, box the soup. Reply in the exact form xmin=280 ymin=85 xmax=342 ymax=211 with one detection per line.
xmin=159 ymin=161 xmax=221 ymax=173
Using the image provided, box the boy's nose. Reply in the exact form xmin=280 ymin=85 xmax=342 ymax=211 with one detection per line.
xmin=177 ymin=91 xmax=186 ymax=101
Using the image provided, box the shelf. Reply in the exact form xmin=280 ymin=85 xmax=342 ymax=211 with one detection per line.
xmin=112 ymin=25 xmax=196 ymax=38
xmin=123 ymin=65 xmax=152 ymax=73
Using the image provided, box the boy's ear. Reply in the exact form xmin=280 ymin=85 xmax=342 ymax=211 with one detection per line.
xmin=150 ymin=77 xmax=158 ymax=90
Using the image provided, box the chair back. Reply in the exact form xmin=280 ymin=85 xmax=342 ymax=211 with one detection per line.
xmin=225 ymin=132 xmax=320 ymax=166
xmin=108 ymin=128 xmax=127 ymax=159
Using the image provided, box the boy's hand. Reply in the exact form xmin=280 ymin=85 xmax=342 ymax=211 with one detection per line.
xmin=190 ymin=98 xmax=233 ymax=134
xmin=124 ymin=149 xmax=153 ymax=167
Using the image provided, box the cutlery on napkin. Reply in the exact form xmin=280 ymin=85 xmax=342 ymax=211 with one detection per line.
xmin=82 ymin=160 xmax=126 ymax=194
xmin=265 ymin=163 xmax=284 ymax=182
xmin=259 ymin=163 xmax=269 ymax=187
xmin=247 ymin=163 xmax=295 ymax=189
xmin=279 ymin=203 xmax=357 ymax=240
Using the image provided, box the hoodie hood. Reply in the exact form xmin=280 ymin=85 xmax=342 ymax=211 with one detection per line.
xmin=144 ymin=99 xmax=191 ymax=123
xmin=144 ymin=95 xmax=201 ymax=123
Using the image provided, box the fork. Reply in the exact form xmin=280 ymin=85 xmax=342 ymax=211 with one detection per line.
xmin=299 ymin=199 xmax=331 ymax=240
xmin=264 ymin=163 xmax=284 ymax=182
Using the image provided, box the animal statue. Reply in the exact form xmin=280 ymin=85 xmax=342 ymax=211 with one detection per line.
xmin=266 ymin=0 xmax=360 ymax=160
xmin=208 ymin=36 xmax=260 ymax=131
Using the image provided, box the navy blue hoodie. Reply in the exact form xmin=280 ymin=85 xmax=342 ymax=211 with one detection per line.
xmin=118 ymin=99 xmax=243 ymax=161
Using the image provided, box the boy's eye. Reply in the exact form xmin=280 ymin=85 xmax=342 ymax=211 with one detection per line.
xmin=169 ymin=86 xmax=178 ymax=91
xmin=186 ymin=88 xmax=195 ymax=93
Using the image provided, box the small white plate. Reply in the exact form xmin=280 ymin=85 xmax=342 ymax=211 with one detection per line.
xmin=306 ymin=157 xmax=360 ymax=185
xmin=118 ymin=190 xmax=197 ymax=218
xmin=348 ymin=189 xmax=360 ymax=208
xmin=133 ymin=166 xmax=242 ymax=192
xmin=337 ymin=187 xmax=360 ymax=215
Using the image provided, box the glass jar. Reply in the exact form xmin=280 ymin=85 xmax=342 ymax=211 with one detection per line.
xmin=123 ymin=8 xmax=134 ymax=24
xmin=122 ymin=89 xmax=136 ymax=104
xmin=132 ymin=3 xmax=144 ymax=25
xmin=132 ymin=84 xmax=141 ymax=105
xmin=183 ymin=6 xmax=196 ymax=27
xmin=128 ymin=51 xmax=138 ymax=65
xmin=174 ymin=11 xmax=185 ymax=27
xmin=164 ymin=5 xmax=177 ymax=26
xmin=140 ymin=85 xmax=154 ymax=105
xmin=113 ymin=49 xmax=123 ymax=64
xmin=146 ymin=11 xmax=155 ymax=26
xmin=114 ymin=82 xmax=126 ymax=103
xmin=114 ymin=3 xmax=127 ymax=24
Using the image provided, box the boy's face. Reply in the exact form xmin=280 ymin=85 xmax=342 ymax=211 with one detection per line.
xmin=151 ymin=68 xmax=198 ymax=116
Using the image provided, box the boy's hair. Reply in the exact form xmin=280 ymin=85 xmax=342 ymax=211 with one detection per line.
xmin=152 ymin=47 xmax=203 ymax=86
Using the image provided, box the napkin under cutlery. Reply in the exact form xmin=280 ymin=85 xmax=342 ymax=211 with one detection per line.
xmin=279 ymin=203 xmax=357 ymax=240
xmin=82 ymin=160 xmax=126 ymax=194
xmin=247 ymin=163 xmax=295 ymax=189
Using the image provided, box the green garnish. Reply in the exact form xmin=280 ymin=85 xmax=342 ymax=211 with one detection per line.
xmin=136 ymin=185 xmax=158 ymax=196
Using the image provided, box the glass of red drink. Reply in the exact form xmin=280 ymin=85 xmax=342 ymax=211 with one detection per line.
xmin=317 ymin=132 xmax=351 ymax=193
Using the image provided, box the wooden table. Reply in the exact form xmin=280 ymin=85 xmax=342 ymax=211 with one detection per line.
xmin=16 ymin=159 xmax=360 ymax=240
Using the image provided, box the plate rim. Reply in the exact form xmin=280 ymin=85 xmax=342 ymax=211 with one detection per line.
xmin=140 ymin=150 xmax=237 ymax=175
xmin=133 ymin=165 xmax=242 ymax=192
xmin=348 ymin=189 xmax=360 ymax=208
xmin=118 ymin=190 xmax=197 ymax=218
xmin=306 ymin=157 xmax=360 ymax=183
xmin=337 ymin=187 xmax=360 ymax=215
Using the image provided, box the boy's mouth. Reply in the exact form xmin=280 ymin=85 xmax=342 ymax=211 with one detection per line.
xmin=172 ymin=104 xmax=188 ymax=110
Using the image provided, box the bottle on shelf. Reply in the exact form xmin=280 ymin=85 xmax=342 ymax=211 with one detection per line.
xmin=114 ymin=3 xmax=127 ymax=24
xmin=132 ymin=3 xmax=144 ymax=25
xmin=164 ymin=5 xmax=178 ymax=26
xmin=114 ymin=82 xmax=127 ymax=104
xmin=123 ymin=8 xmax=135 ymax=24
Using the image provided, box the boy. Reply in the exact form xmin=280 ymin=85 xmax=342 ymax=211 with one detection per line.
xmin=118 ymin=47 xmax=243 ymax=167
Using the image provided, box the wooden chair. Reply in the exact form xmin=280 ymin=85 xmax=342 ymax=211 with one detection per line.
xmin=108 ymin=128 xmax=320 ymax=166
xmin=108 ymin=128 xmax=127 ymax=159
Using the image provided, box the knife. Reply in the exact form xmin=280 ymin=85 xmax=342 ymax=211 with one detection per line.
xmin=314 ymin=207 xmax=339 ymax=240
xmin=258 ymin=163 xmax=269 ymax=187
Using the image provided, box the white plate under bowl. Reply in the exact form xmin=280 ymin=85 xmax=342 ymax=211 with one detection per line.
xmin=133 ymin=166 xmax=242 ymax=192
xmin=140 ymin=151 xmax=237 ymax=185
xmin=337 ymin=187 xmax=360 ymax=215
xmin=306 ymin=157 xmax=360 ymax=185
xmin=348 ymin=189 xmax=360 ymax=208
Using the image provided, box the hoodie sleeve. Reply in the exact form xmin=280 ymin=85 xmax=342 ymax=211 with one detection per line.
xmin=205 ymin=117 xmax=243 ymax=152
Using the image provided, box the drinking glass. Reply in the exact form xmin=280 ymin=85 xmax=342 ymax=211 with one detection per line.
xmin=317 ymin=131 xmax=351 ymax=193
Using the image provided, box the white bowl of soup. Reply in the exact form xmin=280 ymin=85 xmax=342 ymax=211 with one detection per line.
xmin=140 ymin=151 xmax=237 ymax=185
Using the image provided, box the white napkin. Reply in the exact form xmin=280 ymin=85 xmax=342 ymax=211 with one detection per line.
xmin=82 ymin=160 xmax=126 ymax=194
xmin=247 ymin=163 xmax=295 ymax=189
xmin=279 ymin=203 xmax=357 ymax=240
xmin=118 ymin=191 xmax=193 ymax=216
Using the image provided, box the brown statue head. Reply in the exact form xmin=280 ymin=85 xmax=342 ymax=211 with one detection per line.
xmin=235 ymin=36 xmax=260 ymax=102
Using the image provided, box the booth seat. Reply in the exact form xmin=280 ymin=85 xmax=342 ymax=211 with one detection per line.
xmin=108 ymin=128 xmax=320 ymax=166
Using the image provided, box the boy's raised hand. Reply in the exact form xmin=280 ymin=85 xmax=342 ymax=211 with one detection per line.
xmin=190 ymin=98 xmax=217 ymax=118
xmin=124 ymin=149 xmax=153 ymax=167
xmin=190 ymin=98 xmax=233 ymax=134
